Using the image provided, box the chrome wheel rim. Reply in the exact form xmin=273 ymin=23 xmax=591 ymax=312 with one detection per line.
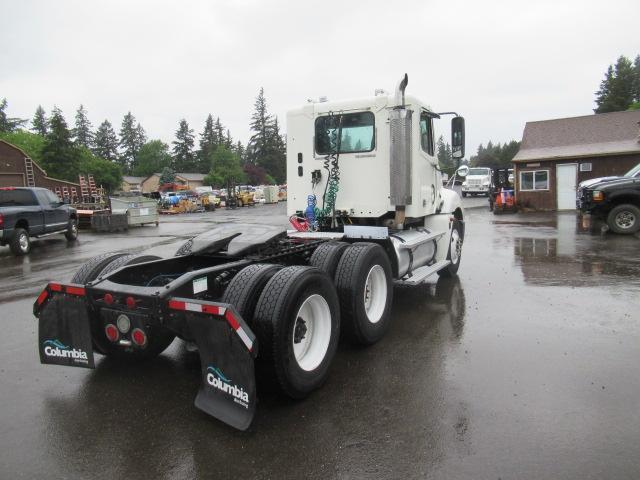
xmin=19 ymin=233 xmax=29 ymax=251
xmin=292 ymin=294 xmax=332 ymax=371
xmin=363 ymin=265 xmax=387 ymax=323
xmin=615 ymin=211 xmax=635 ymax=230
xmin=450 ymin=229 xmax=462 ymax=264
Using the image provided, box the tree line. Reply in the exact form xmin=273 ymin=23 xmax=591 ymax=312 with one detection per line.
xmin=594 ymin=54 xmax=640 ymax=113
xmin=0 ymin=88 xmax=286 ymax=192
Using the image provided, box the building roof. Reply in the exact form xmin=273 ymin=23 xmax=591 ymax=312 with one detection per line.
xmin=513 ymin=110 xmax=640 ymax=163
xmin=122 ymin=176 xmax=146 ymax=184
xmin=175 ymin=172 xmax=207 ymax=181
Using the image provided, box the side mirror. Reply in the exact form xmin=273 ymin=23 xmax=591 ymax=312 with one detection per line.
xmin=451 ymin=116 xmax=465 ymax=159
xmin=456 ymin=165 xmax=469 ymax=177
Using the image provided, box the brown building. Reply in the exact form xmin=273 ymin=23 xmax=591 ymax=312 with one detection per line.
xmin=0 ymin=140 xmax=81 ymax=196
xmin=124 ymin=172 xmax=207 ymax=193
xmin=513 ymin=110 xmax=640 ymax=210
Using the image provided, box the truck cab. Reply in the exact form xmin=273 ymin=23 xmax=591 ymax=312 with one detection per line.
xmin=286 ymin=76 xmax=465 ymax=230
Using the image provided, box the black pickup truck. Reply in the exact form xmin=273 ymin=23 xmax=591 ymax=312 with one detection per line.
xmin=577 ymin=163 xmax=640 ymax=234
xmin=0 ymin=187 xmax=78 ymax=255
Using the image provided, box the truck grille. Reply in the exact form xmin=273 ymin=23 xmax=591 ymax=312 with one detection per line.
xmin=467 ymin=179 xmax=482 ymax=186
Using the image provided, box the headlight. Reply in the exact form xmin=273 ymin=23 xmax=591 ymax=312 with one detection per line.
xmin=462 ymin=181 xmax=468 ymax=186
xmin=482 ymin=180 xmax=490 ymax=186
xmin=592 ymin=190 xmax=604 ymax=201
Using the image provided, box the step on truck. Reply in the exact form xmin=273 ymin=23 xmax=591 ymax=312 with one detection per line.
xmin=35 ymin=74 xmax=468 ymax=431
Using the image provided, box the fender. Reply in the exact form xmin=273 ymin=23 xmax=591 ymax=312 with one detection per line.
xmin=439 ymin=187 xmax=464 ymax=216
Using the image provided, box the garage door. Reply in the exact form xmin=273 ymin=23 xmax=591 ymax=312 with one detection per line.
xmin=0 ymin=173 xmax=25 ymax=188
xmin=556 ymin=164 xmax=577 ymax=210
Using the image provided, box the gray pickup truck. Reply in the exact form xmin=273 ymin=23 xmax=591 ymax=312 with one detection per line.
xmin=0 ymin=187 xmax=78 ymax=255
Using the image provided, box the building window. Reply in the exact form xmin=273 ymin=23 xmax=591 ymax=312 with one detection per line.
xmin=520 ymin=170 xmax=549 ymax=191
xmin=580 ymin=162 xmax=592 ymax=172
xmin=315 ymin=112 xmax=375 ymax=155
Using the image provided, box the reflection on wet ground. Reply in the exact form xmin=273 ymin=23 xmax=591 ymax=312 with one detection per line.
xmin=500 ymin=212 xmax=640 ymax=289
xmin=1 ymin=206 xmax=639 ymax=479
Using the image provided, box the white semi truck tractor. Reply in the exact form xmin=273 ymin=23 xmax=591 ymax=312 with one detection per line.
xmin=34 ymin=74 xmax=468 ymax=430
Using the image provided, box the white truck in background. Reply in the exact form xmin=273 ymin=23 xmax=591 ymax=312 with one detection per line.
xmin=461 ymin=167 xmax=492 ymax=197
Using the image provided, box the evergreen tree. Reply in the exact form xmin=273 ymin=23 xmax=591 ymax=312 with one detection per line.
xmin=594 ymin=55 xmax=638 ymax=113
xmin=234 ymin=140 xmax=246 ymax=165
xmin=93 ymin=120 xmax=120 ymax=162
xmin=119 ymin=112 xmax=145 ymax=173
xmin=32 ymin=105 xmax=48 ymax=136
xmin=632 ymin=55 xmax=640 ymax=105
xmin=159 ymin=166 xmax=176 ymax=185
xmin=172 ymin=119 xmax=196 ymax=171
xmin=0 ymin=98 xmax=26 ymax=133
xmin=198 ymin=114 xmax=218 ymax=173
xmin=214 ymin=117 xmax=225 ymax=148
xmin=247 ymin=88 xmax=274 ymax=166
xmin=225 ymin=129 xmax=233 ymax=149
xmin=73 ymin=104 xmax=93 ymax=148
xmin=41 ymin=107 xmax=79 ymax=181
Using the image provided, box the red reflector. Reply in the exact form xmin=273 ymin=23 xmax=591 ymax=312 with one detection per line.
xmin=104 ymin=293 xmax=114 ymax=305
xmin=225 ymin=310 xmax=240 ymax=330
xmin=49 ymin=283 xmax=63 ymax=292
xmin=105 ymin=324 xmax=119 ymax=342
xmin=36 ymin=289 xmax=49 ymax=305
xmin=126 ymin=296 xmax=137 ymax=309
xmin=168 ymin=300 xmax=185 ymax=310
xmin=66 ymin=286 xmax=85 ymax=296
xmin=202 ymin=304 xmax=222 ymax=315
xmin=131 ymin=328 xmax=147 ymax=346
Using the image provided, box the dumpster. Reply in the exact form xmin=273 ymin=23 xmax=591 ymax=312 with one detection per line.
xmin=110 ymin=196 xmax=159 ymax=227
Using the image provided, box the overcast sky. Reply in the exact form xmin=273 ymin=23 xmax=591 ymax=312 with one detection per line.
xmin=1 ymin=0 xmax=639 ymax=157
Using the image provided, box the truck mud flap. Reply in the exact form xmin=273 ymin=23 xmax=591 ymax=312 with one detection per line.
xmin=169 ymin=299 xmax=257 ymax=431
xmin=35 ymin=284 xmax=95 ymax=369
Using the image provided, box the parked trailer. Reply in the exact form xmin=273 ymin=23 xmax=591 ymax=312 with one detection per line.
xmin=35 ymin=75 xmax=467 ymax=430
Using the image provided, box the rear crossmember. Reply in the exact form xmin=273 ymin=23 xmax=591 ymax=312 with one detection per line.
xmin=35 ymin=282 xmax=259 ymax=430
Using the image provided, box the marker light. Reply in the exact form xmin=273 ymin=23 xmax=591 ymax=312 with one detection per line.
xmin=104 ymin=293 xmax=114 ymax=305
xmin=126 ymin=296 xmax=137 ymax=309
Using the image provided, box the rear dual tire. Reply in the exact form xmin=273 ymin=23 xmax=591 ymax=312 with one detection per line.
xmin=226 ymin=265 xmax=341 ymax=399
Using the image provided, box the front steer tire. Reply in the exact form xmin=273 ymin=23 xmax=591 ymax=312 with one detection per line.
xmin=606 ymin=204 xmax=640 ymax=234
xmin=253 ymin=266 xmax=340 ymax=399
xmin=334 ymin=243 xmax=393 ymax=346
xmin=438 ymin=221 xmax=463 ymax=278
xmin=10 ymin=228 xmax=31 ymax=255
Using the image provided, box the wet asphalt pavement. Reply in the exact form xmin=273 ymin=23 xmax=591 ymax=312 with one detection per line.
xmin=1 ymin=202 xmax=639 ymax=479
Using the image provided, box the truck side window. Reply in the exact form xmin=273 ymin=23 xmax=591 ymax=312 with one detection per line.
xmin=419 ymin=111 xmax=435 ymax=156
xmin=315 ymin=112 xmax=375 ymax=155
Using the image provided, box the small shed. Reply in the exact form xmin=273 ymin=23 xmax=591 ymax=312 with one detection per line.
xmin=513 ymin=110 xmax=640 ymax=210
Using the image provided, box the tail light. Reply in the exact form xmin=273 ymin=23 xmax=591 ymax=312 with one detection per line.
xmin=0 ymin=213 xmax=4 ymax=229
xmin=105 ymin=324 xmax=119 ymax=342
xmin=103 ymin=293 xmax=114 ymax=305
xmin=131 ymin=328 xmax=147 ymax=347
